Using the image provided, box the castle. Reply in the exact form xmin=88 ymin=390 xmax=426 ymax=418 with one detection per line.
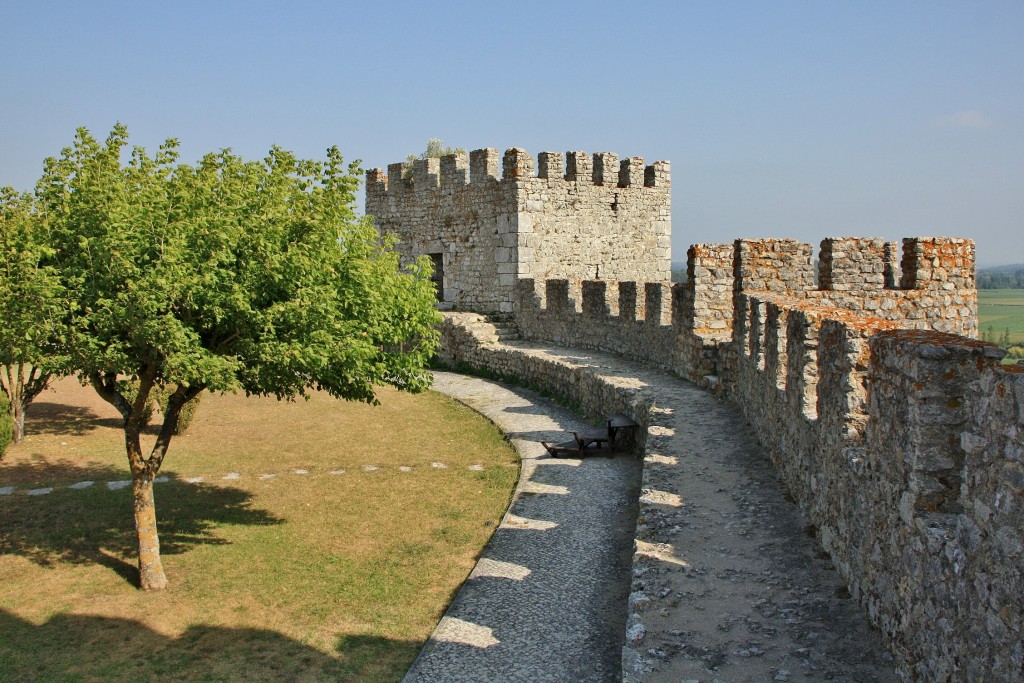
xmin=367 ymin=149 xmax=1022 ymax=681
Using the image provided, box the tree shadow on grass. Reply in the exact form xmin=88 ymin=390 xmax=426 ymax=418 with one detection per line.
xmin=0 ymin=465 xmax=283 ymax=587
xmin=0 ymin=609 xmax=419 ymax=682
xmin=22 ymin=402 xmax=105 ymax=437
xmin=25 ymin=400 xmax=165 ymax=437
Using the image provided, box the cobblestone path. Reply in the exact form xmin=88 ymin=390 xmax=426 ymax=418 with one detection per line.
xmin=405 ymin=372 xmax=642 ymax=683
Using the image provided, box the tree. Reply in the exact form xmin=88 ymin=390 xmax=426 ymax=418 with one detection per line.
xmin=37 ymin=125 xmax=441 ymax=590
xmin=0 ymin=188 xmax=68 ymax=443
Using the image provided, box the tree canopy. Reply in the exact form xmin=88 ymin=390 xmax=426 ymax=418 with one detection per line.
xmin=32 ymin=124 xmax=441 ymax=589
xmin=0 ymin=187 xmax=68 ymax=444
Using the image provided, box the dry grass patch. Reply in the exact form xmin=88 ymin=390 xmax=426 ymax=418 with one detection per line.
xmin=0 ymin=378 xmax=519 ymax=682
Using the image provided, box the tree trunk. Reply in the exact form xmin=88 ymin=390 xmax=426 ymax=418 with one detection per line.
xmin=4 ymin=363 xmax=50 ymax=444
xmin=89 ymin=369 xmax=200 ymax=591
xmin=12 ymin=399 xmax=25 ymax=443
xmin=132 ymin=473 xmax=168 ymax=590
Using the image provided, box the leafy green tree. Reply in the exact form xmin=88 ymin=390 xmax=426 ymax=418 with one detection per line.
xmin=37 ymin=125 xmax=440 ymax=590
xmin=0 ymin=188 xmax=68 ymax=443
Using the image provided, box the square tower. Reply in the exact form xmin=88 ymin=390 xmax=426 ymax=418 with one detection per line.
xmin=366 ymin=147 xmax=672 ymax=314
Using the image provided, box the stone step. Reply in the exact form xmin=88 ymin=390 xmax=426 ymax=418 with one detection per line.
xmin=489 ymin=320 xmax=521 ymax=342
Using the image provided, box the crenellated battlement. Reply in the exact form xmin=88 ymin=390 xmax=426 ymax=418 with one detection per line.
xmin=367 ymin=147 xmax=670 ymax=196
xmin=479 ymin=233 xmax=1014 ymax=681
xmin=513 ymin=236 xmax=978 ymax=372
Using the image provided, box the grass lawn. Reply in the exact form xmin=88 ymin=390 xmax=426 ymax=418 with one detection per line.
xmin=979 ymin=289 xmax=1024 ymax=345
xmin=0 ymin=378 xmax=519 ymax=682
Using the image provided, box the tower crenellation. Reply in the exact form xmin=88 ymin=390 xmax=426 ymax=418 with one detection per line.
xmin=366 ymin=147 xmax=672 ymax=313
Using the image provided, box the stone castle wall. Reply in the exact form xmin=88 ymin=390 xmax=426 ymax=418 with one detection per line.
xmin=367 ymin=145 xmax=1016 ymax=679
xmin=514 ymin=237 xmax=978 ymax=384
xmin=727 ymin=300 xmax=1021 ymax=681
xmin=439 ymin=234 xmax=1022 ymax=680
xmin=366 ymin=148 xmax=671 ymax=313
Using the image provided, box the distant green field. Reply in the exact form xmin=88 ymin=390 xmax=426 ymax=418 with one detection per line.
xmin=978 ymin=289 xmax=1024 ymax=344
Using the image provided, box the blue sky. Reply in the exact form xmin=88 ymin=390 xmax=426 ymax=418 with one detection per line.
xmin=2 ymin=1 xmax=1022 ymax=266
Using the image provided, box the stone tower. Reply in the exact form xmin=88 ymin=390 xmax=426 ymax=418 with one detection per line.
xmin=366 ymin=148 xmax=672 ymax=313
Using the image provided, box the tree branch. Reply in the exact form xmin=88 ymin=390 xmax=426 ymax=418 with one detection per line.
xmin=22 ymin=364 xmax=52 ymax=405
xmin=148 ymin=383 xmax=205 ymax=474
xmin=90 ymin=371 xmax=132 ymax=420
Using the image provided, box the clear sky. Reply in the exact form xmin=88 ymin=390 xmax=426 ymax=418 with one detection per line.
xmin=2 ymin=1 xmax=1022 ymax=266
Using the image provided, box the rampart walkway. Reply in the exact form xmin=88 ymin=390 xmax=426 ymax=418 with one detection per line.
xmin=425 ymin=336 xmax=901 ymax=682
xmin=406 ymin=372 xmax=641 ymax=682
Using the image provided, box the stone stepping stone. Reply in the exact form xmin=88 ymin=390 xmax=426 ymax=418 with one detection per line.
xmin=467 ymin=465 xmax=484 ymax=471
xmin=291 ymin=469 xmax=309 ymax=475
xmin=431 ymin=462 xmax=448 ymax=469
xmin=28 ymin=487 xmax=53 ymax=496
xmin=329 ymin=469 xmax=346 ymax=475
xmin=0 ymin=486 xmax=15 ymax=496
xmin=398 ymin=466 xmax=413 ymax=472
xmin=470 ymin=558 xmax=531 ymax=581
xmin=259 ymin=473 xmax=277 ymax=480
xmin=68 ymin=481 xmax=95 ymax=490
xmin=501 ymin=514 xmax=558 ymax=531
xmin=154 ymin=476 xmax=169 ymax=484
xmin=107 ymin=481 xmax=131 ymax=491
xmin=183 ymin=476 xmax=205 ymax=484
xmin=222 ymin=472 xmax=241 ymax=480
xmin=362 ymin=465 xmax=379 ymax=472
xmin=432 ymin=616 xmax=499 ymax=648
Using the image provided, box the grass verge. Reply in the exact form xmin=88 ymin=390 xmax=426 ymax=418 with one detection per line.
xmin=0 ymin=378 xmax=519 ymax=682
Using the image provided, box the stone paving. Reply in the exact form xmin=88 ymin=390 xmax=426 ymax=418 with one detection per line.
xmin=429 ymin=339 xmax=902 ymax=683
xmin=405 ymin=371 xmax=643 ymax=683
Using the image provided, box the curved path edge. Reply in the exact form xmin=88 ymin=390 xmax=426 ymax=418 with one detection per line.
xmin=405 ymin=371 xmax=642 ymax=683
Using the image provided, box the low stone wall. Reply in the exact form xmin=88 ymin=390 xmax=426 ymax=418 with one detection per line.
xmin=438 ymin=312 xmax=657 ymax=452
